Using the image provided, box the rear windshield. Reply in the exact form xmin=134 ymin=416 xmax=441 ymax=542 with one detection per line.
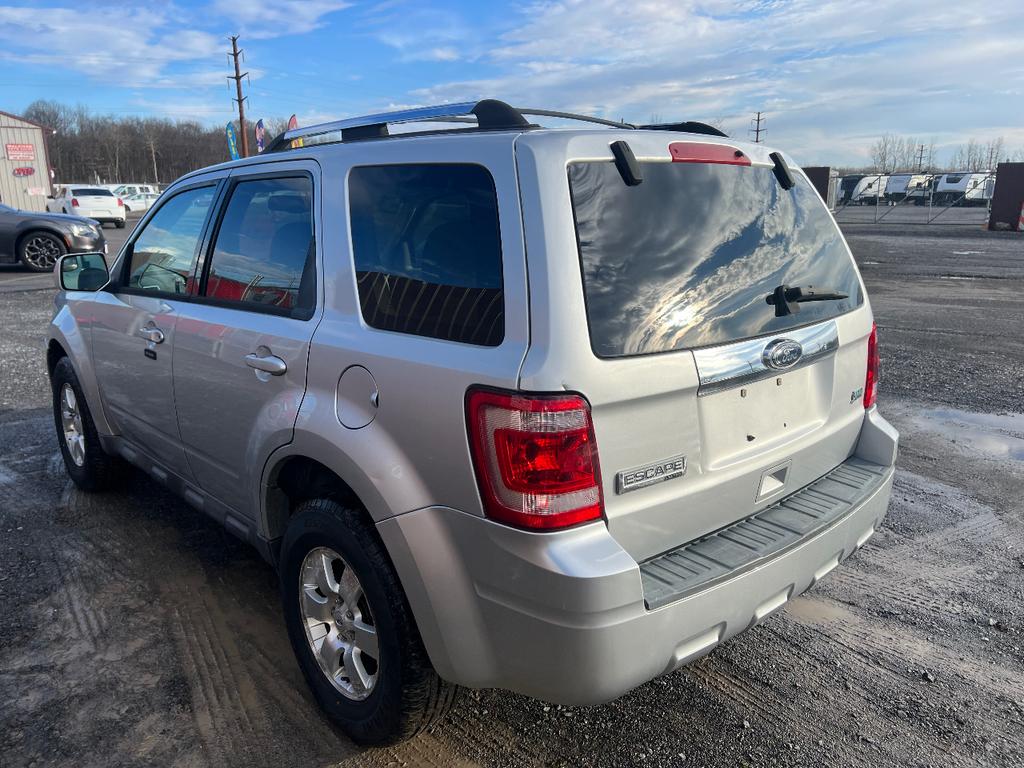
xmin=72 ymin=188 xmax=114 ymax=197
xmin=568 ymin=161 xmax=863 ymax=357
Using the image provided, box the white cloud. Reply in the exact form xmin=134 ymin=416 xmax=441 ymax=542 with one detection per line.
xmin=210 ymin=0 xmax=350 ymax=39
xmin=0 ymin=6 xmax=221 ymax=86
xmin=406 ymin=0 xmax=1024 ymax=165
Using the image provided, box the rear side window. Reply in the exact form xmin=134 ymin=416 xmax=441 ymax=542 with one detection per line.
xmin=203 ymin=176 xmax=315 ymax=317
xmin=127 ymin=186 xmax=216 ymax=294
xmin=348 ymin=164 xmax=504 ymax=346
xmin=568 ymin=161 xmax=863 ymax=357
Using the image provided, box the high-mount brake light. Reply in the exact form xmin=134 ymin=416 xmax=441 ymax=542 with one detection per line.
xmin=864 ymin=323 xmax=879 ymax=409
xmin=669 ymin=142 xmax=751 ymax=166
xmin=466 ymin=388 xmax=604 ymax=530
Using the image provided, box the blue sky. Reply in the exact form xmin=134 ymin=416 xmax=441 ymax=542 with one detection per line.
xmin=1 ymin=0 xmax=1021 ymax=166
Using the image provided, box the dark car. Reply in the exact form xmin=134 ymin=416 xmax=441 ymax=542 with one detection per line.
xmin=0 ymin=203 xmax=107 ymax=272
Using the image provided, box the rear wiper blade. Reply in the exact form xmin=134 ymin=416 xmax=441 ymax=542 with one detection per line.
xmin=765 ymin=284 xmax=849 ymax=317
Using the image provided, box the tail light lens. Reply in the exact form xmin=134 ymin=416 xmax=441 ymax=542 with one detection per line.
xmin=71 ymin=198 xmax=79 ymax=207
xmin=466 ymin=388 xmax=603 ymax=530
xmin=864 ymin=322 xmax=879 ymax=409
xmin=116 ymin=197 xmax=124 ymax=207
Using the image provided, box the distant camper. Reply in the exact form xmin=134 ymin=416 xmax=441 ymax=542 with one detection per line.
xmin=932 ymin=172 xmax=994 ymax=207
xmin=846 ymin=174 xmax=889 ymax=205
xmin=884 ymin=173 xmax=933 ymax=204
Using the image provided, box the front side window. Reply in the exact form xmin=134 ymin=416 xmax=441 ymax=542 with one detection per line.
xmin=569 ymin=161 xmax=863 ymax=357
xmin=203 ymin=176 xmax=315 ymax=316
xmin=127 ymin=185 xmax=216 ymax=294
xmin=348 ymin=164 xmax=504 ymax=346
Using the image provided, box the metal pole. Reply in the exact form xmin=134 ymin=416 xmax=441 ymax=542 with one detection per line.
xmin=229 ymin=36 xmax=250 ymax=158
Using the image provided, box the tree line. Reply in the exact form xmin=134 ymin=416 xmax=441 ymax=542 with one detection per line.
xmin=22 ymin=101 xmax=289 ymax=186
xmin=864 ymin=133 xmax=1022 ymax=174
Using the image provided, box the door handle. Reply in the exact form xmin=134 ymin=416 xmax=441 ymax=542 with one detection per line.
xmin=136 ymin=323 xmax=165 ymax=344
xmin=245 ymin=353 xmax=287 ymax=376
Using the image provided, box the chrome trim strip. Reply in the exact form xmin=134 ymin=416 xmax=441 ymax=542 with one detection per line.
xmin=693 ymin=320 xmax=839 ymax=396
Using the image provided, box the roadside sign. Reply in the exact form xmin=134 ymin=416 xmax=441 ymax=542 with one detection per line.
xmin=12 ymin=167 xmax=35 ymax=177
xmin=5 ymin=143 xmax=35 ymax=161
xmin=225 ymin=122 xmax=240 ymax=161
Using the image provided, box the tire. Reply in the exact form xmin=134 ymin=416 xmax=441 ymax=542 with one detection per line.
xmin=280 ymin=498 xmax=457 ymax=745
xmin=51 ymin=357 xmax=123 ymax=491
xmin=18 ymin=230 xmax=66 ymax=272
xmin=115 ymin=219 xmax=126 ymax=229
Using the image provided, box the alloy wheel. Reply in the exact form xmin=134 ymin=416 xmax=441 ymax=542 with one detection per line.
xmin=299 ymin=546 xmax=380 ymax=700
xmin=22 ymin=234 xmax=63 ymax=270
xmin=60 ymin=383 xmax=86 ymax=467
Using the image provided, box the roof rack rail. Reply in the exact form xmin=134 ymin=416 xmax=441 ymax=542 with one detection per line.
xmin=639 ymin=121 xmax=728 ymax=138
xmin=264 ymin=99 xmax=531 ymax=152
xmin=261 ymin=99 xmax=722 ymax=153
xmin=518 ymin=108 xmax=635 ymax=129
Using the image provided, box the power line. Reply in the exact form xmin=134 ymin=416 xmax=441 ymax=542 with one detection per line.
xmin=749 ymin=111 xmax=765 ymax=143
xmin=228 ymin=35 xmax=250 ymax=158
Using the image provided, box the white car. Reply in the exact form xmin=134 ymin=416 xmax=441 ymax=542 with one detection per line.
xmin=122 ymin=192 xmax=160 ymax=214
xmin=47 ymin=186 xmax=126 ymax=228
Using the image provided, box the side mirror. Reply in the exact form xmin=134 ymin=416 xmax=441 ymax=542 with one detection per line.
xmin=55 ymin=252 xmax=109 ymax=292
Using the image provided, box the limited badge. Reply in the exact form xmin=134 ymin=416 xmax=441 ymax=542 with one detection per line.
xmin=616 ymin=455 xmax=687 ymax=494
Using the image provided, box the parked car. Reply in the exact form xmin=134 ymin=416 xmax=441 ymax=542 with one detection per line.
xmin=46 ymin=186 xmax=126 ymax=227
xmin=0 ymin=202 xmax=105 ymax=272
xmin=122 ymin=192 xmax=160 ymax=214
xmin=47 ymin=99 xmax=897 ymax=746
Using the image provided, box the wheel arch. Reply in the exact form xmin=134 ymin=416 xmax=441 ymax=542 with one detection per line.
xmin=47 ymin=338 xmax=69 ymax=376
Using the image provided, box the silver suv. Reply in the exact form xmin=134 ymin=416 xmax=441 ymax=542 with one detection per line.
xmin=47 ymin=100 xmax=898 ymax=745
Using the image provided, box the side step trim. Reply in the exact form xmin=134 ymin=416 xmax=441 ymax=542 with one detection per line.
xmin=640 ymin=457 xmax=890 ymax=610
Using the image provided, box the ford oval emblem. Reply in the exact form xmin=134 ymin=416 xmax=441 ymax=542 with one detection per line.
xmin=762 ymin=338 xmax=803 ymax=370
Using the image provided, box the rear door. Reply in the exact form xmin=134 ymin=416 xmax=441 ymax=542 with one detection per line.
xmin=90 ymin=180 xmax=222 ymax=474
xmin=171 ymin=162 xmax=320 ymax=518
xmin=516 ymin=132 xmax=875 ymax=562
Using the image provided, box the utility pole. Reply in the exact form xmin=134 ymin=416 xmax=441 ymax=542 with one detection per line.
xmin=228 ymin=35 xmax=250 ymax=158
xmin=749 ymin=112 xmax=765 ymax=143
xmin=916 ymin=143 xmax=926 ymax=171
xmin=147 ymin=136 xmax=158 ymax=183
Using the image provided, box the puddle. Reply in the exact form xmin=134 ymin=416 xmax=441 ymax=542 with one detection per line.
xmin=951 ymin=250 xmax=985 ymax=255
xmin=862 ymin=260 xmax=880 ymax=265
xmin=912 ymin=408 xmax=1024 ymax=461
xmin=938 ymin=275 xmax=978 ymax=281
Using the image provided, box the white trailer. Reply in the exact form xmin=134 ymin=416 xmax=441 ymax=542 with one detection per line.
xmin=933 ymin=172 xmax=995 ymax=207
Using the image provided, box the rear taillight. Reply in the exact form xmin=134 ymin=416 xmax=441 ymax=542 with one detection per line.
xmin=116 ymin=197 xmax=124 ymax=207
xmin=466 ymin=388 xmax=603 ymax=530
xmin=864 ymin=322 xmax=879 ymax=409
xmin=71 ymin=198 xmax=79 ymax=207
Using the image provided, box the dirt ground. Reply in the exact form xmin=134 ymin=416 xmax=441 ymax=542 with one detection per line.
xmin=1 ymin=221 xmax=1023 ymax=768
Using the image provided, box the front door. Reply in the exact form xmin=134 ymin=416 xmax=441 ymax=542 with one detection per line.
xmin=91 ymin=182 xmax=220 ymax=475
xmin=172 ymin=168 xmax=319 ymax=517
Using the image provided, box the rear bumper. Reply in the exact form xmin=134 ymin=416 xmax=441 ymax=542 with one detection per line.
xmin=379 ymin=409 xmax=898 ymax=705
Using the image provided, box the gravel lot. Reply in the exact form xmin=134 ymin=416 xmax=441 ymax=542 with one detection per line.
xmin=1 ymin=219 xmax=1022 ymax=768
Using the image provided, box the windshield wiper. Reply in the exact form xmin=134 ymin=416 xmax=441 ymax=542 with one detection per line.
xmin=765 ymin=284 xmax=849 ymax=317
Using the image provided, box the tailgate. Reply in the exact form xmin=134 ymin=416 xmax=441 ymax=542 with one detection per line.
xmin=518 ymin=132 xmax=875 ymax=562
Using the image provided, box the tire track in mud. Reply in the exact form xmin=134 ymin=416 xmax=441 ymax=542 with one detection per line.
xmin=169 ymin=594 xmax=269 ymax=766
